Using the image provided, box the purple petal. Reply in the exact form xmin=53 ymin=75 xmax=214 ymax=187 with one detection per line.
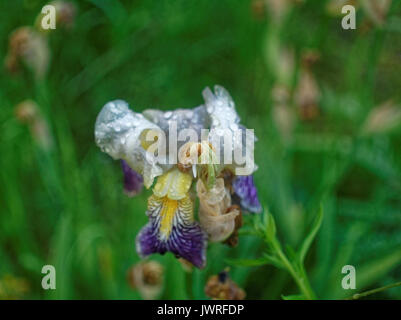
xmin=136 ymin=195 xmax=207 ymax=268
xmin=232 ymin=175 xmax=262 ymax=214
xmin=121 ymin=160 xmax=143 ymax=197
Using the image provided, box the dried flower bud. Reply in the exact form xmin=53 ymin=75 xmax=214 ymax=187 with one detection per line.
xmin=205 ymin=269 xmax=245 ymax=300
xmin=127 ymin=261 xmax=164 ymax=300
xmin=361 ymin=101 xmax=401 ymax=135
xmin=265 ymin=0 xmax=292 ymax=24
xmin=273 ymin=104 xmax=295 ymax=141
xmin=274 ymin=48 xmax=295 ymax=88
xmin=301 ymin=50 xmax=320 ymax=69
xmin=15 ymin=100 xmax=53 ymax=150
xmin=271 ymin=84 xmax=295 ymax=141
xmin=360 ymin=0 xmax=392 ymax=26
xmin=251 ymin=0 xmax=266 ymax=20
xmin=15 ymin=100 xmax=38 ymax=123
xmin=5 ymin=27 xmax=49 ymax=79
xmin=53 ymin=0 xmax=76 ymax=28
xmin=272 ymin=85 xmax=290 ymax=105
xmin=294 ymin=69 xmax=320 ymax=121
xmin=263 ymin=0 xmax=303 ymax=23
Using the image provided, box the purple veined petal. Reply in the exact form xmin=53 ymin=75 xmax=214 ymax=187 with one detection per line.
xmin=136 ymin=195 xmax=208 ymax=268
xmin=232 ymin=175 xmax=262 ymax=214
xmin=121 ymin=160 xmax=143 ymax=197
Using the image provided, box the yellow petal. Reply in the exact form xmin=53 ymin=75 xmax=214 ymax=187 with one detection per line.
xmin=153 ymin=168 xmax=192 ymax=200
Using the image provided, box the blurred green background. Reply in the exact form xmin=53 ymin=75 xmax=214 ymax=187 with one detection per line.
xmin=1 ymin=0 xmax=401 ymax=299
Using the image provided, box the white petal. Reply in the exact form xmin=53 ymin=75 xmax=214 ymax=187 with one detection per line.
xmin=202 ymin=86 xmax=257 ymax=175
xmin=95 ymin=100 xmax=164 ymax=188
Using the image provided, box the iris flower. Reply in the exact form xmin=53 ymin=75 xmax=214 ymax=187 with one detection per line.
xmin=95 ymin=86 xmax=261 ymax=268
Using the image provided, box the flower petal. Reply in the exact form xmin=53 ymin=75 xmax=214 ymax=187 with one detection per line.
xmin=153 ymin=168 xmax=193 ymax=200
xmin=202 ymin=86 xmax=257 ymax=175
xmin=232 ymin=175 xmax=262 ymax=213
xmin=95 ymin=100 xmax=167 ymax=188
xmin=121 ymin=160 xmax=143 ymax=197
xmin=136 ymin=195 xmax=207 ymax=268
xmin=202 ymin=85 xmax=240 ymax=128
xmin=143 ymin=106 xmax=209 ymax=140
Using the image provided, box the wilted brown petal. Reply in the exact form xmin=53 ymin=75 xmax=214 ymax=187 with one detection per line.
xmin=196 ymin=178 xmax=240 ymax=243
xmin=223 ymin=206 xmax=243 ymax=247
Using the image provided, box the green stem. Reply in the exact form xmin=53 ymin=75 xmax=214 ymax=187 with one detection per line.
xmin=272 ymin=239 xmax=316 ymax=300
xmin=347 ymin=281 xmax=401 ymax=300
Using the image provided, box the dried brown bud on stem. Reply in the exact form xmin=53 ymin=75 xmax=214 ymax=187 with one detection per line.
xmin=127 ymin=261 xmax=164 ymax=300
xmin=205 ymin=269 xmax=246 ymax=300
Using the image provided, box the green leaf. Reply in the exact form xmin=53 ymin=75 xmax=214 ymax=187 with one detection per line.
xmin=226 ymin=257 xmax=269 ymax=267
xmin=252 ymin=209 xmax=266 ymax=236
xmin=298 ymin=207 xmax=323 ymax=264
xmin=286 ymin=245 xmax=298 ymax=263
xmin=332 ymin=248 xmax=401 ymax=299
xmin=263 ymin=254 xmax=285 ymax=269
xmin=265 ymin=212 xmax=277 ymax=242
xmin=89 ymin=0 xmax=127 ymax=24
xmin=226 ymin=253 xmax=284 ymax=269
xmin=238 ymin=227 xmax=260 ymax=237
xmin=356 ymin=249 xmax=401 ymax=290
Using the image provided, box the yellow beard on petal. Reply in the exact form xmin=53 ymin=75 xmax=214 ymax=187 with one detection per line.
xmin=159 ymin=197 xmax=178 ymax=240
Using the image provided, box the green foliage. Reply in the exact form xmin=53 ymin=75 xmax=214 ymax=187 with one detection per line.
xmin=0 ymin=0 xmax=401 ymax=299
xmin=231 ymin=210 xmax=322 ymax=299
